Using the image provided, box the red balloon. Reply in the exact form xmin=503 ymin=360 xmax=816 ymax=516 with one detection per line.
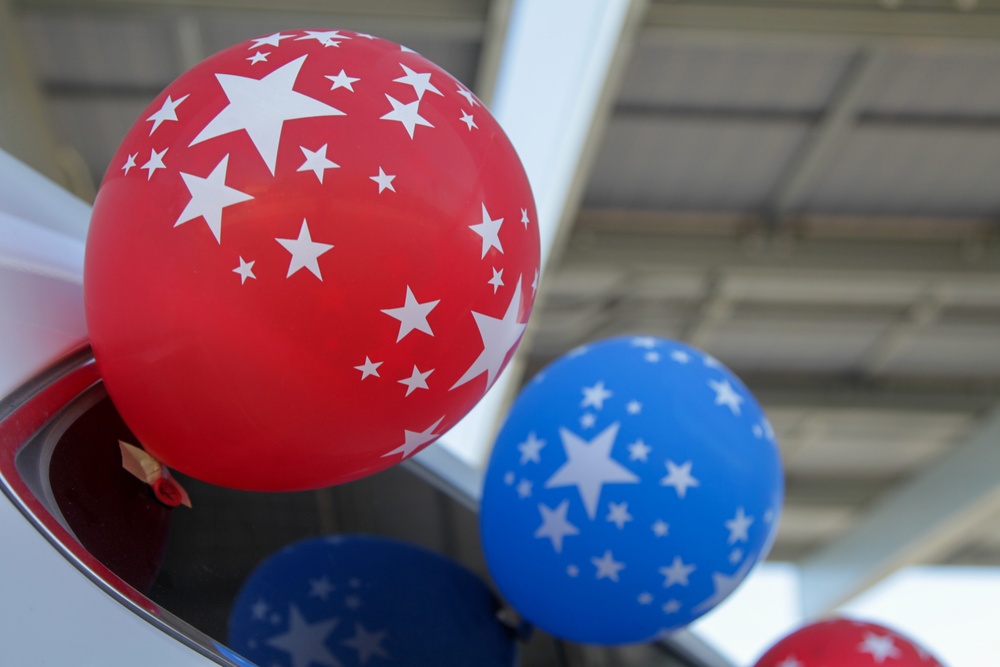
xmin=754 ymin=617 xmax=943 ymax=667
xmin=84 ymin=30 xmax=539 ymax=490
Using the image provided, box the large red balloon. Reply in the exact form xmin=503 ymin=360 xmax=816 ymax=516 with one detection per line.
xmin=754 ymin=617 xmax=943 ymax=666
xmin=84 ymin=30 xmax=539 ymax=491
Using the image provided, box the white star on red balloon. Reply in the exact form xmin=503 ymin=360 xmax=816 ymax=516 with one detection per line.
xmin=297 ymin=144 xmax=339 ymax=183
xmin=325 ymin=69 xmax=359 ymax=91
xmin=276 ymin=220 xmax=333 ymax=280
xmin=858 ymin=633 xmax=902 ymax=663
xmin=141 ymin=148 xmax=167 ymax=180
xmin=450 ymin=276 xmax=526 ymax=389
xmin=248 ymin=32 xmax=292 ymax=49
xmin=175 ymin=154 xmax=254 ymax=242
xmin=233 ymin=257 xmax=256 ymax=284
xmin=398 ymin=365 xmax=433 ymax=396
xmin=147 ymin=94 xmax=188 ymax=135
xmin=469 ymin=203 xmax=504 ymax=258
xmin=354 ymin=357 xmax=381 ymax=380
xmin=394 ymin=64 xmax=442 ymax=99
xmin=380 ymin=95 xmax=433 ymax=138
xmin=190 ymin=55 xmax=345 ymax=175
xmin=381 ymin=286 xmax=439 ymax=342
xmin=370 ymin=167 xmax=396 ymax=193
xmin=382 ymin=416 xmax=445 ymax=459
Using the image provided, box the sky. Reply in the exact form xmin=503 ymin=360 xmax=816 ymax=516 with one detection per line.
xmin=691 ymin=563 xmax=1000 ymax=666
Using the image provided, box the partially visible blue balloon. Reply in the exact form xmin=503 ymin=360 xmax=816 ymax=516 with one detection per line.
xmin=480 ymin=336 xmax=784 ymax=645
xmin=228 ymin=535 xmax=517 ymax=667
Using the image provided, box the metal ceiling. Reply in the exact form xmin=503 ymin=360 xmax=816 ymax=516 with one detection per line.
xmin=2 ymin=0 xmax=1000 ymax=661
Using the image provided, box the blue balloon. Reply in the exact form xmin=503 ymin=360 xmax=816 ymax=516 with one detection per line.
xmin=480 ymin=336 xmax=784 ymax=645
xmin=228 ymin=535 xmax=517 ymax=667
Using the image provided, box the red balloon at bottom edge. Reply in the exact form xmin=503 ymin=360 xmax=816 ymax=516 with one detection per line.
xmin=754 ymin=617 xmax=944 ymax=667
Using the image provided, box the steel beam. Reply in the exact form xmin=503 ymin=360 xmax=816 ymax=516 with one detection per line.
xmin=799 ymin=405 xmax=1000 ymax=616
xmin=768 ymin=47 xmax=885 ymax=219
xmin=430 ymin=0 xmax=649 ymax=469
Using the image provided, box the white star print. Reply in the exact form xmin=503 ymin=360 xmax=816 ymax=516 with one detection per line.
xmin=456 ymin=86 xmax=478 ymax=106
xmin=459 ymin=110 xmax=477 ymax=130
xmin=606 ymin=501 xmax=633 ymax=529
xmin=326 ymin=69 xmax=359 ymax=91
xmin=858 ymin=633 xmax=902 ymax=663
xmin=233 ymin=257 xmax=255 ymax=284
xmin=380 ymin=95 xmax=433 ymax=138
xmin=518 ymin=432 xmax=545 ymax=464
xmin=671 ymin=350 xmax=690 ymax=363
xmin=394 ymin=64 xmax=442 ymax=99
xmin=266 ymin=605 xmax=341 ymax=667
xmin=638 ymin=593 xmax=653 ymax=605
xmin=567 ymin=565 xmax=579 ymax=577
xmin=645 ymin=351 xmax=661 ymax=363
xmin=276 ymin=220 xmax=333 ymax=280
xmin=488 ymin=267 xmax=504 ymax=293
xmin=175 ymin=154 xmax=254 ymax=243
xmin=544 ymin=422 xmax=640 ymax=519
xmin=591 ymin=550 xmax=625 ymax=582
xmin=776 ymin=657 xmax=803 ymax=667
xmin=297 ymin=144 xmax=339 ymax=183
xmin=521 ymin=208 xmax=530 ymax=228
xmin=370 ymin=167 xmax=396 ymax=193
xmin=662 ymin=600 xmax=682 ymax=614
xmin=709 ymin=378 xmax=744 ymax=415
xmin=252 ymin=599 xmax=269 ymax=620
xmin=632 ymin=336 xmax=657 ymax=349
xmin=503 ymin=472 xmax=515 ymax=485
xmin=247 ymin=51 xmax=268 ymax=65
xmin=659 ymin=556 xmax=695 ymax=587
xmin=308 ymin=576 xmax=334 ymax=600
xmin=341 ymin=623 xmax=389 ymax=665
xmin=729 ymin=548 xmax=744 ymax=564
xmin=381 ymin=416 xmax=445 ymax=459
xmin=398 ymin=365 xmax=433 ymax=396
xmin=354 ymin=357 xmax=381 ymax=380
xmin=450 ymin=276 xmax=526 ymax=390
xmin=469 ymin=203 xmax=504 ymax=258
xmin=534 ymin=500 xmax=579 ymax=552
xmin=652 ymin=519 xmax=669 ymax=537
xmin=580 ymin=413 xmax=597 ymax=428
xmin=627 ymin=439 xmax=652 ymax=462
xmin=345 ymin=595 xmax=362 ymax=609
xmin=141 ymin=147 xmax=167 ymax=180
xmin=516 ymin=479 xmax=532 ymax=499
xmin=381 ymin=286 xmax=439 ymax=342
xmin=121 ymin=153 xmax=137 ymax=174
xmin=190 ymin=56 xmax=344 ymax=175
xmin=296 ymin=30 xmax=348 ymax=46
xmin=661 ymin=460 xmax=700 ymax=498
xmin=626 ymin=400 xmax=642 ymax=414
xmin=146 ymin=94 xmax=188 ymax=135
xmin=581 ymin=381 xmax=613 ymax=410
xmin=692 ymin=560 xmax=754 ymax=613
xmin=249 ymin=32 xmax=292 ymax=49
xmin=725 ymin=507 xmax=754 ymax=544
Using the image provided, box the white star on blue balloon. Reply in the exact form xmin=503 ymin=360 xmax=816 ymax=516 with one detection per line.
xmin=480 ymin=336 xmax=784 ymax=645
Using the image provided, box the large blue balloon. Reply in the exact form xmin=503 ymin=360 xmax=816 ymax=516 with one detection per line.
xmin=480 ymin=336 xmax=784 ymax=645
xmin=228 ymin=535 xmax=517 ymax=667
